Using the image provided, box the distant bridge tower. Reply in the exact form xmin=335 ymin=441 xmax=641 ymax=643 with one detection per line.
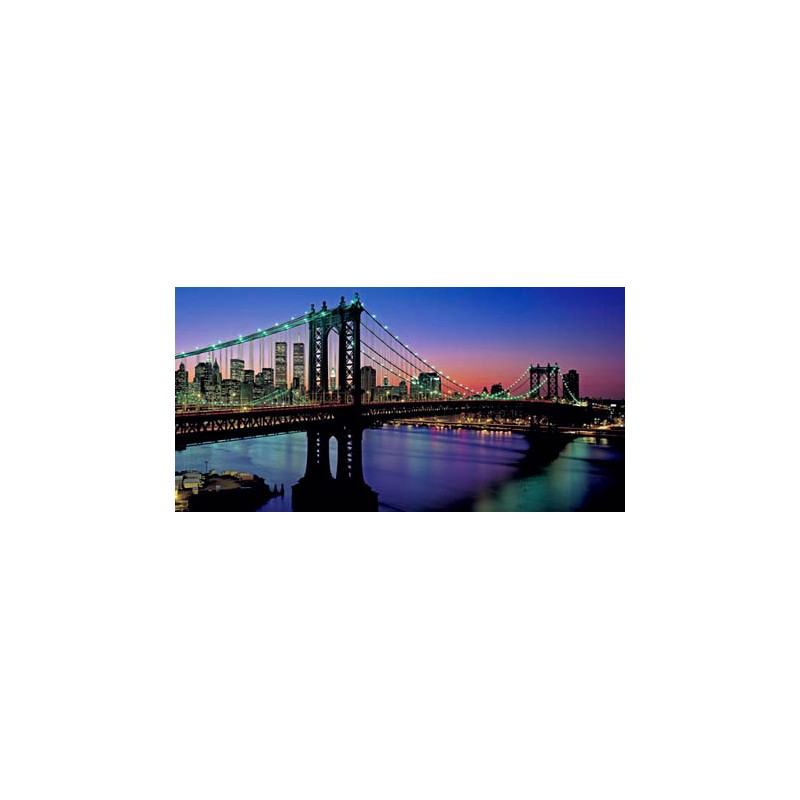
xmin=548 ymin=363 xmax=559 ymax=400
xmin=529 ymin=362 xmax=560 ymax=400
xmin=308 ymin=294 xmax=364 ymax=405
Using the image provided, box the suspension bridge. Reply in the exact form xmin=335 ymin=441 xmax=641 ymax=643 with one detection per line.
xmin=176 ymin=294 xmax=582 ymax=407
xmin=175 ymin=293 xmax=592 ymax=509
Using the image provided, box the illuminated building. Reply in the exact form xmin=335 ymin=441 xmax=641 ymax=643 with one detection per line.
xmin=194 ymin=361 xmax=209 ymax=385
xmin=175 ymin=363 xmax=188 ymax=393
xmin=418 ymin=372 xmax=441 ymax=398
xmin=360 ymin=366 xmax=376 ymax=400
xmin=230 ymin=358 xmax=245 ymax=383
xmin=221 ymin=379 xmax=240 ymax=405
xmin=292 ymin=343 xmax=305 ymax=392
xmin=262 ymin=367 xmax=274 ymax=389
xmin=275 ymin=342 xmax=287 ymax=389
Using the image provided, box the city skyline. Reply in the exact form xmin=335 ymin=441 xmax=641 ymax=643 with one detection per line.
xmin=176 ymin=287 xmax=625 ymax=399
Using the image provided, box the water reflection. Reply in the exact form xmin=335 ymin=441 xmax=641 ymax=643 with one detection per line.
xmin=174 ymin=428 xmax=623 ymax=512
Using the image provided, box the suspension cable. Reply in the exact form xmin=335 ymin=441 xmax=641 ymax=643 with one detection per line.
xmin=362 ymin=307 xmax=479 ymax=396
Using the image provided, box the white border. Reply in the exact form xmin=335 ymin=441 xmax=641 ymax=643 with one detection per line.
xmin=4 ymin=1 xmax=796 ymax=797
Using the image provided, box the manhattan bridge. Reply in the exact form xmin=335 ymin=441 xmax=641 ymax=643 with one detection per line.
xmin=175 ymin=293 xmax=592 ymax=510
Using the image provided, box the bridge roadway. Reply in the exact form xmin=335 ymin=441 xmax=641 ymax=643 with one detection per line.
xmin=175 ymin=399 xmax=593 ymax=448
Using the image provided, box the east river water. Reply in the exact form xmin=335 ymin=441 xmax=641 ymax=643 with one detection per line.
xmin=175 ymin=425 xmax=624 ymax=512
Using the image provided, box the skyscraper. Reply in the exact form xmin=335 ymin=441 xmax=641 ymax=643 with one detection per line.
xmin=193 ymin=361 xmax=209 ymax=385
xmin=221 ymin=378 xmax=240 ymax=405
xmin=292 ymin=343 xmax=305 ymax=391
xmin=418 ymin=372 xmax=441 ymax=397
xmin=175 ymin=362 xmax=189 ymax=403
xmin=360 ymin=365 xmax=376 ymax=400
xmin=275 ymin=342 xmax=287 ymax=389
xmin=230 ymin=358 xmax=245 ymax=383
xmin=241 ymin=380 xmax=253 ymax=404
xmin=175 ymin=363 xmax=188 ymax=393
xmin=563 ymin=369 xmax=580 ymax=402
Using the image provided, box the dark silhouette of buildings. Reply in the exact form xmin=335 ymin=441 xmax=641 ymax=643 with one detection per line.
xmin=563 ymin=369 xmax=580 ymax=401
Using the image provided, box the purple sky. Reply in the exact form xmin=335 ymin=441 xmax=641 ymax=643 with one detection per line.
xmin=176 ymin=287 xmax=625 ymax=399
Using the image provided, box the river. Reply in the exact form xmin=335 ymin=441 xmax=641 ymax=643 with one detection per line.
xmin=175 ymin=425 xmax=624 ymax=512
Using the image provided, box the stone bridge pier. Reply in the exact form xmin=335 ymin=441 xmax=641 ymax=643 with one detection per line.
xmin=292 ymin=422 xmax=379 ymax=512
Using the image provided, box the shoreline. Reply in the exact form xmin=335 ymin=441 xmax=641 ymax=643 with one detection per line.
xmin=385 ymin=419 xmax=625 ymax=437
xmin=176 ymin=470 xmax=284 ymax=512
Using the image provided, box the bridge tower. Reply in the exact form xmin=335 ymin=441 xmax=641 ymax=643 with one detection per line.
xmin=308 ymin=295 xmax=363 ymax=405
xmin=530 ymin=363 xmax=544 ymax=397
xmin=530 ymin=362 xmax=560 ymax=400
xmin=547 ymin=362 xmax=559 ymax=401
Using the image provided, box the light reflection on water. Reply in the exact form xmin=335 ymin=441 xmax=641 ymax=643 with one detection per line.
xmin=472 ymin=437 xmax=624 ymax=512
xmin=175 ymin=427 xmax=623 ymax=512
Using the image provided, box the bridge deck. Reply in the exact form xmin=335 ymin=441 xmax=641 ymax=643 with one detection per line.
xmin=175 ymin=399 xmax=592 ymax=448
